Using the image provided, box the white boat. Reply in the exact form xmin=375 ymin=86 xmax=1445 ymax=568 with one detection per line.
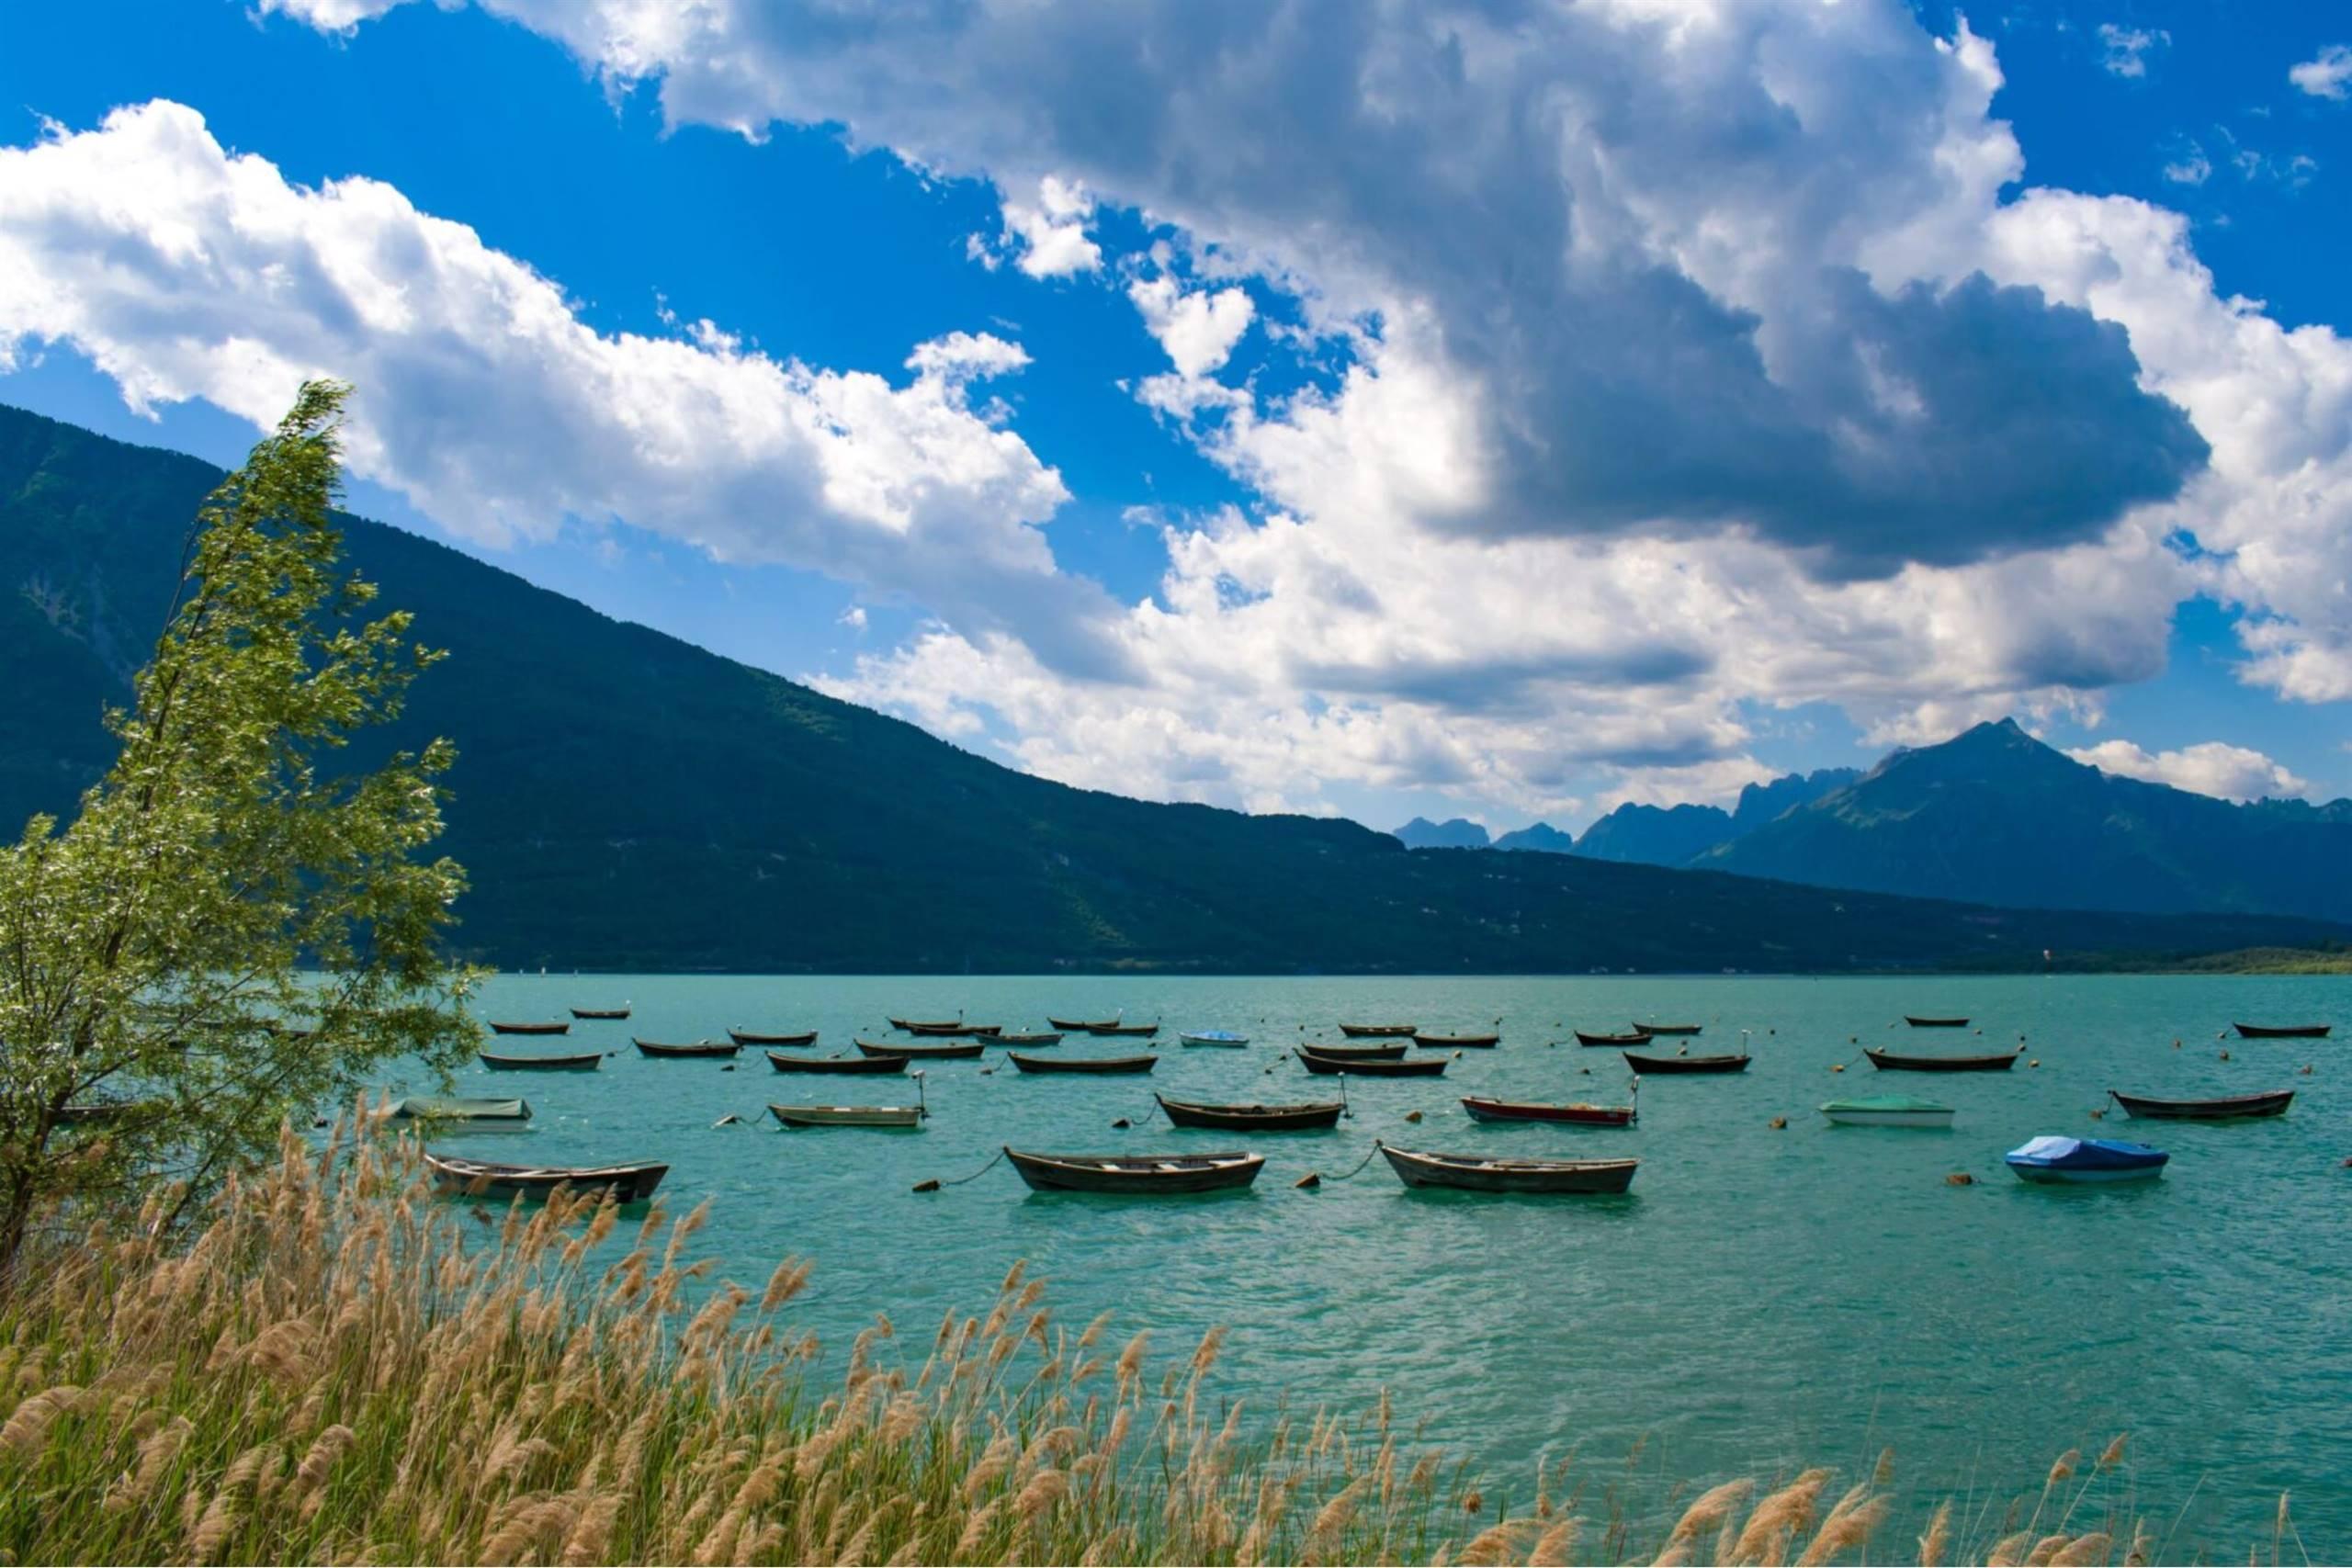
xmin=1819 ymin=1095 xmax=1954 ymax=1127
xmin=1180 ymin=1030 xmax=1250 ymax=1047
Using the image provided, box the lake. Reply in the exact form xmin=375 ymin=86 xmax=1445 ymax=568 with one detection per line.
xmin=414 ymin=973 xmax=2352 ymax=1556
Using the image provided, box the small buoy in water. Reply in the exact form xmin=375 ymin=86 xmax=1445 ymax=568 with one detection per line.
xmin=2089 ymin=1109 xmax=2105 ymax=1121
xmin=912 ymin=1179 xmax=942 ymax=1193
xmin=2301 ymin=1064 xmax=2315 ymax=1076
xmin=2220 ymin=1049 xmax=2232 ymax=1062
xmin=721 ymin=1065 xmax=736 ymax=1073
xmin=2174 ymin=1039 xmax=2183 ymax=1049
xmin=2029 ymin=1059 xmax=2041 ymax=1069
xmin=313 ymin=1117 xmax=331 ymax=1129
xmin=1295 ymin=1173 xmax=1321 ymax=1190
xmin=1769 ymin=1028 xmax=1776 ymax=1035
xmin=1769 ymin=1117 xmax=1786 ymax=1130
xmin=2342 ymin=1156 xmax=2352 ymax=1169
xmin=1111 ymin=1117 xmax=1131 ymax=1129
xmin=1578 ymin=1066 xmax=1590 ymax=1076
xmin=712 ymin=1114 xmax=741 ymax=1127
xmin=1849 ymin=1035 xmax=1858 ymax=1043
xmin=1831 ymin=1063 xmax=1846 ymax=1073
xmin=1946 ymin=1172 xmax=1974 ymax=1186
xmin=980 ymin=1067 xmax=995 ymax=1076
xmin=1404 ymin=1110 xmax=1424 ymax=1123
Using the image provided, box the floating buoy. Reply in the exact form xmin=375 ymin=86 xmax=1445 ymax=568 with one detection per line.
xmin=2029 ymin=1059 xmax=2041 ymax=1069
xmin=1946 ymin=1172 xmax=1974 ymax=1186
xmin=1111 ymin=1117 xmax=1131 ymax=1129
xmin=1849 ymin=1035 xmax=1858 ymax=1043
xmin=1402 ymin=1110 xmax=1424 ymax=1123
xmin=2301 ymin=1064 xmax=2315 ymax=1076
xmin=2174 ymin=1039 xmax=2182 ymax=1049
xmin=712 ymin=1113 xmax=741 ymax=1127
xmin=1769 ymin=1117 xmax=1786 ymax=1130
xmin=912 ymin=1179 xmax=942 ymax=1193
xmin=1831 ymin=1063 xmax=1846 ymax=1073
xmin=2220 ymin=1050 xmax=2232 ymax=1062
xmin=2089 ymin=1109 xmax=2105 ymax=1120
xmin=720 ymin=1065 xmax=736 ymax=1073
xmin=1578 ymin=1066 xmax=1590 ymax=1076
xmin=1295 ymin=1173 xmax=1321 ymax=1190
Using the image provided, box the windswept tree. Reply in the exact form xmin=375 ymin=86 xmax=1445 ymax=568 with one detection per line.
xmin=0 ymin=380 xmax=474 ymax=1270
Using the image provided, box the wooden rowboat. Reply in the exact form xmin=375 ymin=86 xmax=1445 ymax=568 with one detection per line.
xmin=767 ymin=1051 xmax=906 ymax=1076
xmin=1413 ymin=1032 xmax=1499 ymax=1048
xmin=425 ymin=1153 xmax=667 ymax=1203
xmin=2108 ymin=1088 xmax=2294 ymax=1121
xmin=996 ymin=1032 xmax=1066 ymax=1046
xmin=1004 ymin=1147 xmax=1264 ymax=1194
xmin=382 ymin=1096 xmax=532 ymax=1123
xmin=1047 ymin=1016 xmax=1122 ymax=1032
xmin=1295 ymin=1047 xmax=1447 ymax=1077
xmin=479 ymin=1050 xmax=603 ymax=1072
xmin=2232 ymin=1022 xmax=2331 ymax=1039
xmin=1087 ymin=1022 xmax=1160 ymax=1037
xmin=1819 ymin=1095 xmax=1953 ymax=1127
xmin=856 ymin=1038 xmax=985 ymax=1060
xmin=1905 ymin=1016 xmax=1971 ymax=1029
xmin=1377 ymin=1145 xmax=1638 ymax=1194
xmin=1623 ymin=1050 xmax=1748 ymax=1075
xmin=570 ymin=1007 xmax=630 ymax=1021
xmin=1575 ymin=1029 xmax=1652 ymax=1047
xmin=771 ymin=1104 xmax=924 ymax=1129
xmin=1009 ymin=1052 xmax=1157 ymax=1075
xmin=1460 ymin=1095 xmax=1634 ymax=1127
xmin=632 ymin=1038 xmax=741 ymax=1059
xmin=1634 ymin=1022 xmax=1702 ymax=1036
xmin=488 ymin=1021 xmax=571 ymax=1036
xmin=729 ymin=1028 xmax=818 ymax=1047
xmin=1179 ymin=1031 xmax=1252 ymax=1048
xmin=1157 ymin=1095 xmax=1344 ymax=1132
xmin=1338 ymin=1022 xmax=1418 ymax=1038
xmin=1294 ymin=1041 xmax=1408 ymax=1061
xmin=888 ymin=1017 xmax=1002 ymax=1037
xmin=1864 ymin=1046 xmax=2018 ymax=1073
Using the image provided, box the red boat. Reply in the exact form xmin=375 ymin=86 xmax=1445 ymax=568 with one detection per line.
xmin=1461 ymin=1095 xmax=1635 ymax=1127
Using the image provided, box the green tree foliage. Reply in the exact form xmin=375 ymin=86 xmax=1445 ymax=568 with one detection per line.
xmin=0 ymin=381 xmax=472 ymax=1269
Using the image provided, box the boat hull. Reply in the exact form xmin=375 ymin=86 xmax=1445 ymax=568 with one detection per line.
xmin=1623 ymin=1052 xmax=1748 ymax=1075
xmin=1157 ymin=1095 xmax=1343 ymax=1131
xmin=856 ymin=1039 xmax=985 ymax=1060
xmin=1634 ymin=1023 xmax=1702 ymax=1036
xmin=2108 ymin=1089 xmax=2293 ymax=1121
xmin=570 ymin=1009 xmax=630 ymax=1021
xmin=770 ymin=1104 xmax=922 ymax=1129
xmin=729 ymin=1029 xmax=818 ymax=1046
xmin=488 ymin=1021 xmax=571 ymax=1036
xmin=1004 ymin=1148 xmax=1264 ymax=1193
xmin=1338 ymin=1024 xmax=1418 ymax=1038
xmin=767 ymin=1052 xmax=907 ymax=1075
xmin=1461 ymin=1097 xmax=1634 ymax=1127
xmin=633 ymin=1039 xmax=741 ymax=1059
xmin=1413 ymin=1033 xmax=1499 ymax=1048
xmin=2007 ymin=1162 xmax=2165 ymax=1184
xmin=1296 ymin=1048 xmax=1447 ymax=1077
xmin=383 ymin=1097 xmax=534 ymax=1123
xmin=1905 ymin=1017 xmax=1970 ymax=1029
xmin=1575 ymin=1031 xmax=1652 ymax=1047
xmin=1379 ymin=1145 xmax=1637 ymax=1194
xmin=479 ymin=1052 xmax=603 ymax=1072
xmin=1009 ymin=1052 xmax=1158 ymax=1075
xmin=2233 ymin=1022 xmax=2331 ymax=1039
xmin=1295 ymin=1042 xmax=1408 ymax=1061
xmin=1864 ymin=1048 xmax=2018 ymax=1072
xmin=1820 ymin=1105 xmax=1954 ymax=1127
xmin=1179 ymin=1032 xmax=1251 ymax=1048
xmin=426 ymin=1154 xmax=667 ymax=1203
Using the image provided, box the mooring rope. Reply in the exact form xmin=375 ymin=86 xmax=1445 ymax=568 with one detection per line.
xmin=1306 ymin=1140 xmax=1387 ymax=1188
xmin=913 ymin=1147 xmax=1005 ymax=1193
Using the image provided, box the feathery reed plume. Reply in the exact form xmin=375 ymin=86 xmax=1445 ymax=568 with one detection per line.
xmin=1917 ymin=1497 xmax=1953 ymax=1566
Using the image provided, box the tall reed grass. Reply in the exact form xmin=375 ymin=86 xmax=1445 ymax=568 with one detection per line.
xmin=0 ymin=1111 xmax=2302 ymax=1564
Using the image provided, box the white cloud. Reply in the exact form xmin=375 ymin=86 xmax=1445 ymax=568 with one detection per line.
xmin=0 ymin=101 xmax=1128 ymax=666
xmin=2160 ymin=145 xmax=2211 ymax=186
xmin=2067 ymin=739 xmax=2310 ymax=802
xmin=987 ymin=175 xmax=1101 ymax=279
xmin=1126 ymin=276 xmax=1254 ymax=378
xmin=2097 ymin=24 xmax=2168 ymax=79
xmin=2290 ymin=44 xmax=2352 ymax=101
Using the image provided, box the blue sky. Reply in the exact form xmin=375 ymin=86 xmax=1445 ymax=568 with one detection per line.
xmin=2 ymin=0 xmax=2347 ymax=829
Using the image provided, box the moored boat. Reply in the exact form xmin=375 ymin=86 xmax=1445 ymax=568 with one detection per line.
xmin=1157 ymin=1094 xmax=1344 ymax=1131
xmin=1623 ymin=1050 xmax=1748 ymax=1075
xmin=1634 ymin=1022 xmax=1702 ymax=1036
xmin=906 ymin=1021 xmax=1003 ymax=1037
xmin=1296 ymin=1047 xmax=1447 ymax=1077
xmin=1088 ymin=1021 xmax=1160 ymax=1037
xmin=1905 ymin=1016 xmax=1970 ymax=1028
xmin=767 ymin=1051 xmax=907 ymax=1075
xmin=729 ymin=1027 xmax=818 ymax=1047
xmin=1009 ymin=1051 xmax=1158 ymax=1075
xmin=382 ymin=1095 xmax=532 ymax=1123
xmin=479 ymin=1050 xmax=603 ymax=1072
xmin=425 ymin=1152 xmax=668 ymax=1202
xmin=856 ymin=1037 xmax=986 ymax=1060
xmin=1004 ymin=1147 xmax=1264 ymax=1194
xmin=770 ymin=1103 xmax=925 ymax=1129
xmin=2005 ymin=1135 xmax=2167 ymax=1184
xmin=1180 ymin=1030 xmax=1251 ymax=1048
xmin=1377 ymin=1144 xmax=1638 ymax=1194
xmin=1338 ymin=1022 xmax=1418 ymax=1038
xmin=570 ymin=1007 xmax=630 ymax=1021
xmin=632 ymin=1038 xmax=741 ymax=1059
xmin=1461 ymin=1095 xmax=1634 ymax=1127
xmin=488 ymin=1021 xmax=571 ymax=1036
xmin=996 ymin=1032 xmax=1066 ymax=1046
xmin=1864 ymin=1046 xmax=2018 ymax=1073
xmin=1413 ymin=1032 xmax=1499 ymax=1048
xmin=1047 ymin=1016 xmax=1122 ymax=1032
xmin=1295 ymin=1041 xmax=1409 ymax=1061
xmin=2107 ymin=1088 xmax=2293 ymax=1121
xmin=2232 ymin=1022 xmax=2331 ymax=1039
xmin=1575 ymin=1029 xmax=1652 ymax=1047
xmin=1819 ymin=1095 xmax=1953 ymax=1128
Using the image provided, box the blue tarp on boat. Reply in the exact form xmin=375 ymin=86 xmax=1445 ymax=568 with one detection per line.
xmin=2006 ymin=1135 xmax=2167 ymax=1182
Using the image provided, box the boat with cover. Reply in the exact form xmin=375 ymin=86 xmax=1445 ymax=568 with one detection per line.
xmin=1180 ymin=1030 xmax=1251 ymax=1047
xmin=488 ymin=1021 xmax=571 ymax=1036
xmin=632 ymin=1038 xmax=741 ymax=1059
xmin=383 ymin=1096 xmax=532 ymax=1123
xmin=856 ymin=1037 xmax=986 ymax=1060
xmin=1295 ymin=1041 xmax=1409 ymax=1061
xmin=1296 ymin=1047 xmax=1448 ymax=1077
xmin=1004 ymin=1147 xmax=1264 ymax=1194
xmin=479 ymin=1050 xmax=603 ymax=1072
xmin=1819 ymin=1095 xmax=1953 ymax=1127
xmin=2107 ymin=1088 xmax=2293 ymax=1121
xmin=1009 ymin=1051 xmax=1158 ymax=1075
xmin=425 ymin=1152 xmax=669 ymax=1202
xmin=1157 ymin=1094 xmax=1344 ymax=1131
xmin=1413 ymin=1032 xmax=1499 ymax=1048
xmin=1339 ymin=1022 xmax=1418 ymax=1038
xmin=1634 ymin=1022 xmax=1702 ymax=1036
xmin=570 ymin=1007 xmax=630 ymax=1021
xmin=767 ymin=1051 xmax=906 ymax=1075
xmin=729 ymin=1027 xmax=818 ymax=1046
xmin=1461 ymin=1095 xmax=1634 ymax=1127
xmin=1378 ymin=1145 xmax=1638 ymax=1194
xmin=2232 ymin=1022 xmax=2331 ymax=1039
xmin=2005 ymin=1136 xmax=2167 ymax=1184
xmin=1905 ymin=1016 xmax=1970 ymax=1028
xmin=1623 ymin=1050 xmax=1748 ymax=1075
xmin=1575 ymin=1029 xmax=1652 ymax=1047
xmin=1864 ymin=1046 xmax=2018 ymax=1072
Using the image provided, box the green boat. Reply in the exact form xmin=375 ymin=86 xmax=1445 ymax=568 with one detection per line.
xmin=381 ymin=1096 xmax=534 ymax=1124
xmin=1820 ymin=1095 xmax=1953 ymax=1128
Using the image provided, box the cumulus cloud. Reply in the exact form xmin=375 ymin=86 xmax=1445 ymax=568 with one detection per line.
xmin=1127 ymin=276 xmax=1254 ymax=378
xmin=976 ymin=175 xmax=1101 ymax=278
xmin=2097 ymin=24 xmax=2167 ymax=79
xmin=2290 ymin=45 xmax=2352 ymax=101
xmin=0 ymin=101 xmax=1139 ymax=671
xmin=2067 ymin=739 xmax=2310 ymax=802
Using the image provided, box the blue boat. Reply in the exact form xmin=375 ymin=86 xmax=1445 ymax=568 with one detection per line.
xmin=1179 ymin=1030 xmax=1251 ymax=1047
xmin=2005 ymin=1135 xmax=2168 ymax=1184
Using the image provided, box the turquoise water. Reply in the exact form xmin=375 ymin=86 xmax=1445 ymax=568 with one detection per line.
xmin=413 ymin=974 xmax=2351 ymax=1554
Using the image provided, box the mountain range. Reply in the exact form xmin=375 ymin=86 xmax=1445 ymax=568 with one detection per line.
xmin=1398 ymin=723 xmax=2352 ymax=925
xmin=4 ymin=401 xmax=2344 ymax=971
